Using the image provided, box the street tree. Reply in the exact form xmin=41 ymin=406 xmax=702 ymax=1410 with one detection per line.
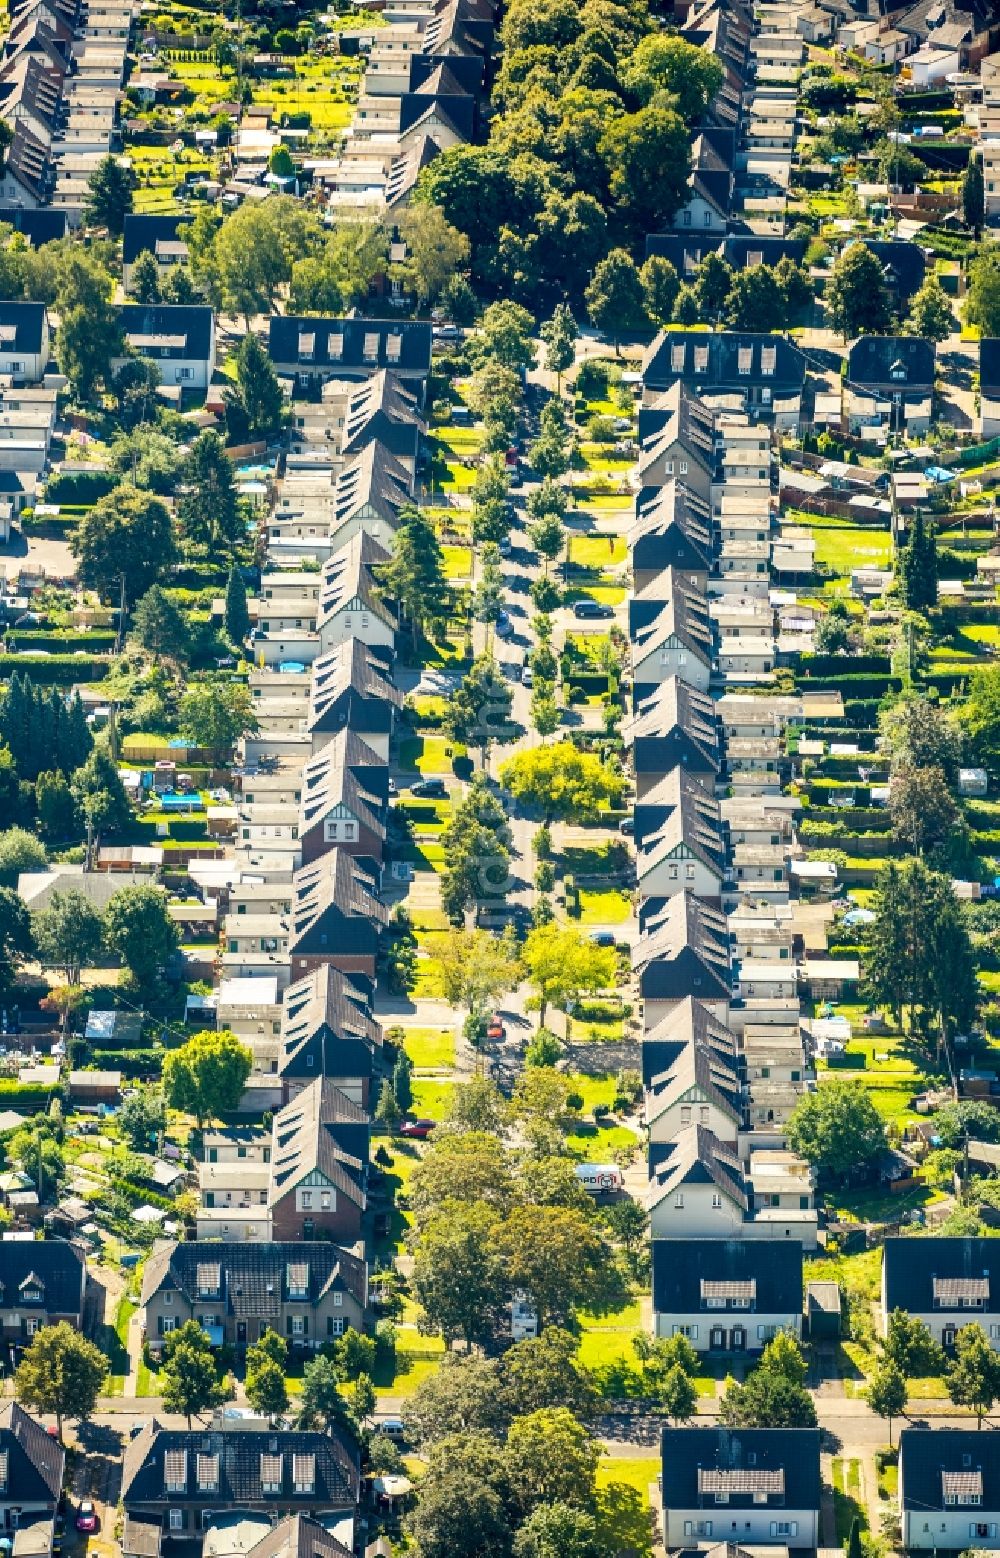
xmin=179 ymin=431 xmax=240 ymax=552
xmin=129 ymin=585 xmax=189 ymax=663
xmin=412 ymin=1201 xmax=507 ymax=1347
xmin=245 ymin=1358 xmax=289 ymax=1420
xmin=476 ymin=300 xmax=536 ymax=371
xmin=640 ymin=254 xmax=680 ymax=327
xmin=623 ymin=33 xmax=724 ymax=119
xmin=868 ymin=1360 xmax=907 ymax=1444
xmin=379 ymin=506 xmax=449 ymax=651
xmin=504 ymin=1407 xmax=601 ymax=1515
xmin=880 ymin=1311 xmax=945 ymax=1376
xmin=760 ymin=1331 xmax=808 ymax=1386
xmin=161 ymin=1322 xmax=226 ymax=1428
xmin=445 ymin=656 xmax=513 ymax=759
xmin=104 ymin=883 xmax=180 ymax=992
xmin=14 ymin=1323 xmax=106 ymax=1440
xmin=32 ymin=890 xmax=104 ymax=985
xmin=403 ymin=1356 xmax=508 ymax=1446
xmin=724 ymin=265 xmax=784 ymax=331
xmin=503 ymin=1327 xmax=597 ymax=1419
xmin=662 ymin=1362 xmax=698 ymax=1424
xmin=786 ymin=1079 xmax=887 ymax=1181
xmin=948 ymin=1323 xmax=1000 ymax=1427
xmin=295 ymin=1355 xmax=352 ymax=1432
xmin=719 ymin=1367 xmax=818 ymax=1429
xmin=585 ymin=248 xmax=647 ymax=349
xmin=826 ymin=242 xmax=893 ymax=337
xmin=521 ymin=922 xmax=616 ymax=1027
xmin=71 ymin=484 xmax=176 ymax=604
xmin=162 ymin=1028 xmax=253 ymax=1128
xmin=405 ymin=1464 xmax=509 ymax=1558
xmin=529 ymin=511 xmax=565 ymax=573
xmin=85 ymin=154 xmax=133 ymax=234
xmin=433 ymin=927 xmax=521 ymax=1031
xmin=540 ymin=304 xmax=577 ymax=391
xmin=500 ymin=740 xmax=624 ymax=820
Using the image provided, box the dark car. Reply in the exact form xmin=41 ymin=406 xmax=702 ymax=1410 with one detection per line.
xmin=75 ymin=1504 xmax=97 ymax=1534
xmin=411 ymin=778 xmax=448 ymax=798
xmin=495 ymin=610 xmax=515 ymax=639
xmin=573 ymin=599 xmax=614 ymax=619
xmin=589 ymin=931 xmax=616 ymax=947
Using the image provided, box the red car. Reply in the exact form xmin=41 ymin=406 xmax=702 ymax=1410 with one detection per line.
xmin=400 ymin=1119 xmax=436 ymax=1140
xmin=75 ymin=1503 xmax=97 ymax=1534
xmin=486 ymin=1016 xmax=506 ymax=1041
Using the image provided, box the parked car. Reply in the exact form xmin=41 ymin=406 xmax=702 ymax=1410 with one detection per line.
xmin=379 ymin=1416 xmax=407 ymax=1440
xmin=498 ymin=534 xmax=512 ymax=557
xmin=618 ymin=817 xmax=634 ymax=836
xmin=487 ymin=1015 xmax=506 ymax=1041
xmin=76 ymin=1504 xmax=97 ymax=1534
xmin=589 ymin=931 xmax=616 ymax=947
xmin=432 ymin=323 xmax=463 ymax=341
xmin=495 ymin=611 xmax=514 ymax=639
xmin=411 ymin=778 xmax=448 ymax=798
xmin=400 ymin=1118 xmax=437 ymax=1140
xmin=521 ymin=666 xmax=533 ymax=687
xmin=573 ymin=599 xmax=613 ymax=619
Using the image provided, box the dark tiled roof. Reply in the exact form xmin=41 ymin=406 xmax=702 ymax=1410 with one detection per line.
xmin=118 ymin=303 xmax=214 ymax=362
xmin=643 ymin=331 xmax=805 ymax=395
xmin=847 ymin=334 xmax=935 ymax=390
xmin=630 ymin=481 xmax=713 ymax=575
xmin=317 ymin=531 xmax=394 ymax=630
xmin=642 ymin=998 xmax=740 ymax=1088
xmin=279 ymin=964 xmax=384 ymax=1082
xmin=633 ymin=891 xmax=732 ymax=1000
xmin=630 ymin=568 xmax=713 ymax=669
xmin=981 ymin=338 xmax=1000 ymax=396
xmin=289 ymin=851 xmax=387 ymax=955
xmin=269 ymin=314 xmax=432 ymax=377
xmin=860 ymin=240 xmax=926 ymax=306
xmin=249 ymin=1515 xmax=353 ymax=1558
xmin=649 ymin=1124 xmax=748 ymax=1211
xmin=308 ymin=641 xmax=401 ymax=736
xmin=624 ymin=676 xmax=720 ymax=769
xmin=661 ymin=1427 xmax=821 ymax=1510
xmin=122 ymin=1425 xmax=360 ymax=1509
xmin=123 ymin=214 xmax=191 ymax=266
xmin=141 ymin=1239 xmax=367 ymax=1314
xmin=0 ymin=207 xmax=65 ymax=244
xmin=0 ymin=1402 xmax=64 ymax=1502
xmin=883 ymin=1236 xmax=1000 ymax=1314
xmin=899 ymin=1428 xmax=1000 ymax=1512
xmin=0 ymin=1237 xmax=84 ymax=1316
xmin=653 ymin=1239 xmax=803 ymax=1316
xmin=270 ymin=1079 xmax=369 ymax=1212
xmin=339 ymin=369 xmax=423 ymax=459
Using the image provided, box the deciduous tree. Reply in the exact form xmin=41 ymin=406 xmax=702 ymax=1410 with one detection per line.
xmin=104 ymin=883 xmax=179 ymax=992
xmin=826 ymin=242 xmax=893 ymax=337
xmin=786 ymin=1079 xmax=887 ymax=1181
xmin=868 ymin=1360 xmax=907 ymax=1443
xmin=32 ymin=890 xmax=104 ymax=984
xmin=948 ymin=1323 xmax=1000 ymax=1426
xmin=71 ymin=485 xmax=176 ymax=604
xmin=162 ymin=1028 xmax=253 ymax=1128
xmin=15 ymin=1323 xmax=106 ymax=1439
xmin=500 ymin=740 xmax=623 ymax=821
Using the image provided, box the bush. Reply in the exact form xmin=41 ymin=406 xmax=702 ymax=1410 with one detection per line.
xmin=45 ymin=470 xmax=115 ymax=505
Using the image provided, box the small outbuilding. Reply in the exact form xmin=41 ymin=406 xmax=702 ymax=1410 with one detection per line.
xmin=805 ymin=1280 xmax=842 ymax=1339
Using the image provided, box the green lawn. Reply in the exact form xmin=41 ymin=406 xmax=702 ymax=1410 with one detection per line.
xmin=398 ymin=735 xmax=460 ymax=774
xmin=806 ymin=520 xmax=893 ymax=575
xmin=595 ymin=1457 xmax=659 ymax=1558
xmin=402 ymin=1026 xmax=457 ymax=1072
xmin=570 ymin=535 xmax=627 ymax=567
xmin=831 ymin=1458 xmax=867 ymax=1543
xmin=577 ymin=888 xmax=633 ymax=924
xmin=441 ymin=544 xmax=473 ymax=580
xmin=410 ymin=1079 xmax=457 ymax=1120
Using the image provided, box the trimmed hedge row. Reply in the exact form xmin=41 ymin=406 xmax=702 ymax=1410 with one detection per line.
xmin=798 ymin=654 xmax=892 ymax=677
xmin=10 ymin=632 xmax=116 ymax=653
xmin=44 ymin=470 xmax=114 ymax=504
xmin=0 ymin=653 xmax=105 ymax=682
xmin=89 ymin=1048 xmax=163 ymax=1078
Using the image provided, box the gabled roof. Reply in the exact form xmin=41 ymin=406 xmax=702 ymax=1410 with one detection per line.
xmin=634 ymin=764 xmax=725 ymax=877
xmin=0 ymin=300 xmax=47 ymax=355
xmin=633 ymin=891 xmax=732 ymax=1000
xmin=0 ymin=207 xmax=65 ymax=244
xmin=630 ymin=568 xmax=713 ymax=670
xmin=6 ymin=123 xmax=52 ymax=201
xmin=646 ymin=1036 xmax=745 ymax=1130
xmin=308 ymin=640 xmax=401 ymax=735
xmin=0 ymin=1402 xmax=63 ymax=1503
xmin=123 ymin=213 xmax=191 ymax=266
xmin=638 ymin=380 xmax=716 ymax=463
xmin=630 ymin=480 xmax=713 ymax=574
xmin=847 ymin=334 xmax=935 ymax=389
xmin=643 ymin=331 xmax=805 ymax=395
xmin=653 ymin=1238 xmax=803 ymax=1315
xmin=331 ymin=443 xmax=412 ymax=535
xmin=899 ymin=1428 xmax=1000 ymax=1512
xmin=661 ymin=1427 xmax=821 ymax=1510
xmin=883 ymin=1236 xmax=1000 ymax=1314
xmin=623 ymin=677 xmax=720 ymax=770
xmin=299 ymin=745 xmax=385 ymax=843
xmin=269 ymin=313 xmax=432 ymax=377
xmin=648 ymin=1123 xmax=748 ymax=1210
xmin=279 ymin=962 xmax=383 ymax=1081
xmin=248 ymin=1515 xmax=353 ymax=1558
xmin=338 ymin=368 xmax=423 ymax=457
xmin=317 ymin=531 xmax=394 ymax=630
xmin=270 ymin=1078 xmax=369 ymax=1210
xmin=140 ymin=1239 xmax=367 ymax=1313
xmin=0 ymin=1237 xmax=83 ymax=1315
xmin=300 ymin=729 xmax=388 ymax=809
xmin=118 ymin=303 xmax=214 ymax=362
xmin=122 ymin=1423 xmax=360 ymax=1509
xmin=859 ymin=239 xmax=926 ymax=304
xmin=642 ymin=997 xmax=740 ymax=1088
xmin=289 ymin=851 xmax=388 ymax=955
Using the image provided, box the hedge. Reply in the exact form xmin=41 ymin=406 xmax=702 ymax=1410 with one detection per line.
xmin=10 ymin=632 xmax=116 ymax=654
xmin=0 ymin=1083 xmax=57 ymax=1110
xmin=44 ymin=470 xmax=114 ymax=504
xmin=798 ymin=654 xmax=892 ymax=677
xmin=0 ymin=653 xmax=105 ymax=682
xmin=796 ymin=674 xmax=902 ymax=698
xmin=89 ymin=1048 xmax=163 ymax=1078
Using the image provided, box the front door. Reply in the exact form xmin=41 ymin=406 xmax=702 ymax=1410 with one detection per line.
xmin=236 ymin=1321 xmax=247 ymax=1345
xmin=943 ymin=1326 xmax=957 ymax=1348
xmin=710 ymin=1327 xmax=726 ymax=1350
xmin=731 ymin=1327 xmax=747 ymax=1351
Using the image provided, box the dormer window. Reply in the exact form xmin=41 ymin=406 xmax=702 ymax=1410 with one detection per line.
xmin=386 ymin=333 xmax=402 ymax=364
xmin=164 ymin=1450 xmax=187 ymax=1495
xmin=260 ymin=1453 xmax=283 ymax=1495
xmin=287 ymin=1262 xmax=309 ymax=1300
xmin=671 ymin=343 xmax=685 ymax=373
xmin=293 ymin=1453 xmax=315 ymax=1495
xmin=0 ymin=1451 xmax=9 ymax=1494
xmin=329 ymin=333 xmax=344 ymax=361
xmin=761 ymin=346 xmax=776 ymax=377
xmin=694 ymin=345 xmax=709 ymax=374
xmin=738 ymin=347 xmax=752 ymax=376
xmin=890 ymin=361 xmax=906 ymax=381
xmin=363 ymin=332 xmax=379 ymax=362
xmin=196 ymin=1454 xmax=218 ymax=1494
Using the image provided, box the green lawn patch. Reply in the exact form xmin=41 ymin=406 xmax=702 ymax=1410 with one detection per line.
xmin=441 ymin=544 xmax=473 ymax=581
xmin=402 ymin=1026 xmax=457 ymax=1072
xmin=410 ymin=1079 xmax=456 ymax=1120
xmin=595 ymin=1457 xmax=659 ymax=1558
xmin=577 ymin=888 xmax=632 ymax=924
xmin=570 ymin=535 xmax=627 ymax=568
xmin=398 ymin=736 xmax=458 ymax=775
xmin=831 ymin=1458 xmax=867 ymax=1543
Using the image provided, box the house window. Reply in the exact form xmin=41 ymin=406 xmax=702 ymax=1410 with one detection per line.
xmin=386 ymin=333 xmax=402 ymax=363
xmin=711 ymin=1193 xmax=722 ymax=1209
xmin=363 ymin=332 xmax=379 ymax=362
xmin=738 ymin=346 xmax=752 ymax=376
xmin=292 ymin=1316 xmax=305 ymax=1336
xmin=671 ymin=344 xmax=685 ymax=373
xmin=334 ymin=1292 xmax=343 ymax=1307
xmin=301 ymin=1192 xmax=312 ymax=1209
xmin=664 ymin=460 xmax=674 ymax=475
xmin=681 ymin=1107 xmax=691 ymax=1126
xmin=327 ymin=1315 xmax=345 ymax=1337
xmin=694 ymin=346 xmax=708 ymax=374
xmin=673 ymin=1325 xmax=698 ymax=1340
xmin=25 ymin=1318 xmax=38 ymax=1336
xmin=679 ymin=461 xmax=688 ymax=474
xmin=761 ymin=346 xmax=776 ymax=376
xmin=674 ymin=1193 xmax=684 ymax=1208
xmin=329 ymin=333 xmax=344 ymax=360
xmin=169 ymin=1512 xmax=183 ymax=1532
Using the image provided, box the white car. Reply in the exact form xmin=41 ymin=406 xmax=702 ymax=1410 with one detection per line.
xmin=521 ymin=666 xmax=533 ymax=687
